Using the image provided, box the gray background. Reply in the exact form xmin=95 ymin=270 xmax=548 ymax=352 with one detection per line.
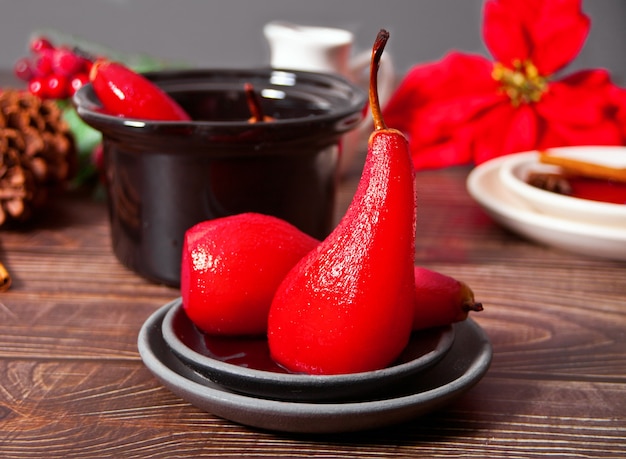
xmin=0 ymin=0 xmax=624 ymax=83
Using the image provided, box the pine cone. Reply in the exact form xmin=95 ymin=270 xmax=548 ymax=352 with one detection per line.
xmin=0 ymin=89 xmax=76 ymax=225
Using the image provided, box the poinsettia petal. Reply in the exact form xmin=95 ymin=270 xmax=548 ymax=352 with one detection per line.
xmin=538 ymin=89 xmax=600 ymax=126
xmin=383 ymin=52 xmax=496 ymax=132
xmin=539 ymin=118 xmax=623 ymax=148
xmin=472 ymin=102 xmax=538 ymax=164
xmin=483 ymin=0 xmax=531 ymax=65
xmin=561 ymin=68 xmax=614 ymax=86
xmin=537 ymin=73 xmax=625 ymax=147
xmin=410 ymin=93 xmax=504 ymax=144
xmin=483 ymin=0 xmax=589 ymax=75
xmin=529 ymin=0 xmax=590 ymax=74
xmin=610 ymin=84 xmax=626 ymax=141
xmin=410 ymin=139 xmax=474 ymax=170
xmin=382 ymin=52 xmax=508 ymax=169
xmin=502 ymin=104 xmax=539 ymax=154
xmin=398 ymin=92 xmax=505 ymax=170
xmin=537 ymin=72 xmax=611 ymax=125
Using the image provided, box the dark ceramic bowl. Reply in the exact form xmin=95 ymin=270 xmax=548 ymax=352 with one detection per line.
xmin=161 ymin=298 xmax=456 ymax=402
xmin=73 ymin=68 xmax=367 ymax=286
xmin=139 ymin=301 xmax=492 ymax=433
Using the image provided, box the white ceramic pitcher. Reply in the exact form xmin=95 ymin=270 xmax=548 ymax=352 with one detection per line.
xmin=264 ymin=21 xmax=396 ymax=174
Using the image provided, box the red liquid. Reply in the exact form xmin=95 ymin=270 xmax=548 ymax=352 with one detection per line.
xmin=198 ymin=328 xmax=445 ymax=374
xmin=202 ymin=335 xmax=291 ymax=373
xmin=173 ymin=300 xmax=447 ymax=375
xmin=568 ymin=178 xmax=626 ymax=205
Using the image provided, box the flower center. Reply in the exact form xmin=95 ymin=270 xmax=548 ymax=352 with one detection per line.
xmin=492 ymin=60 xmax=547 ymax=106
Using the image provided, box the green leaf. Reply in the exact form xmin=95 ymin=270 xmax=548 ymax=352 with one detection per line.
xmin=60 ymin=103 xmax=101 ymax=157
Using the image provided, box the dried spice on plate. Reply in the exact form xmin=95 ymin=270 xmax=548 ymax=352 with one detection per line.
xmin=383 ymin=0 xmax=626 ymax=170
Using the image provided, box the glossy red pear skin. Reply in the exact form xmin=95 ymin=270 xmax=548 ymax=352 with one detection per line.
xmin=267 ymin=128 xmax=417 ymax=375
xmin=181 ymin=213 xmax=318 ymax=336
xmin=89 ymin=59 xmax=191 ymax=121
xmin=412 ymin=266 xmax=480 ymax=330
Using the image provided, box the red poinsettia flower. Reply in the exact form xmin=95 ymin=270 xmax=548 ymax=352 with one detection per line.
xmin=383 ymin=0 xmax=626 ymax=170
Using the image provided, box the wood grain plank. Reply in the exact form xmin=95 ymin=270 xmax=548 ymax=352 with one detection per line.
xmin=1 ymin=167 xmax=625 ymax=457
xmin=0 ymin=360 xmax=624 ymax=459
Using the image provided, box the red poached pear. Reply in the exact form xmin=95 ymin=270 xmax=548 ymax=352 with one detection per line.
xmin=89 ymin=59 xmax=191 ymax=121
xmin=267 ymin=30 xmax=417 ymax=375
xmin=181 ymin=213 xmax=318 ymax=336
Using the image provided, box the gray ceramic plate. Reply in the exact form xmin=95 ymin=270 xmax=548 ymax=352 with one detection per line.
xmin=161 ymin=298 xmax=455 ymax=402
xmin=138 ymin=301 xmax=492 ymax=434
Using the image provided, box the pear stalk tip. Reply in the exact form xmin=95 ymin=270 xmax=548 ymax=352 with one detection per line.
xmin=463 ymin=302 xmax=484 ymax=313
xmin=369 ymin=29 xmax=390 ymax=132
xmin=244 ymin=82 xmax=266 ymax=123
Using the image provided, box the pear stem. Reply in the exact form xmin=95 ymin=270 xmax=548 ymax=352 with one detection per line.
xmin=244 ymin=82 xmax=266 ymax=123
xmin=369 ymin=29 xmax=390 ymax=132
xmin=463 ymin=301 xmax=484 ymax=313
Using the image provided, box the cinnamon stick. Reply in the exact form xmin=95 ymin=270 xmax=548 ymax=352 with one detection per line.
xmin=0 ymin=260 xmax=10 ymax=292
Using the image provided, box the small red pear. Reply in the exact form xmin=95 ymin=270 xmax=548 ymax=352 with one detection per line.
xmin=267 ymin=30 xmax=417 ymax=375
xmin=412 ymin=266 xmax=483 ymax=331
xmin=89 ymin=59 xmax=191 ymax=120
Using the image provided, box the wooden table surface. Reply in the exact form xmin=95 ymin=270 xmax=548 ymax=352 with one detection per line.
xmin=1 ymin=164 xmax=625 ymax=458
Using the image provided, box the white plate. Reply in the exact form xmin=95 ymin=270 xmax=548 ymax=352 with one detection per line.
xmin=498 ymin=147 xmax=626 ymax=227
xmin=138 ymin=300 xmax=492 ymax=434
xmin=467 ymin=154 xmax=626 ymax=261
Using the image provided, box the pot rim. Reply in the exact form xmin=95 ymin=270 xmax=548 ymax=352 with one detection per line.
xmin=73 ymin=67 xmax=368 ymax=133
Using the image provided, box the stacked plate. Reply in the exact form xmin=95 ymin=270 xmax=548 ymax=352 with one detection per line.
xmin=467 ymin=146 xmax=626 ymax=261
xmin=138 ymin=298 xmax=492 ymax=434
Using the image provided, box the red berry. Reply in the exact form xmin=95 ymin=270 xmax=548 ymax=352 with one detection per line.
xmin=69 ymin=73 xmax=89 ymax=95
xmin=13 ymin=57 xmax=34 ymax=81
xmin=32 ymin=50 xmax=54 ymax=77
xmin=53 ymin=47 xmax=87 ymax=76
xmin=30 ymin=36 xmax=54 ymax=53
xmin=28 ymin=77 xmax=46 ymax=98
xmin=44 ymin=74 xmax=70 ymax=99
